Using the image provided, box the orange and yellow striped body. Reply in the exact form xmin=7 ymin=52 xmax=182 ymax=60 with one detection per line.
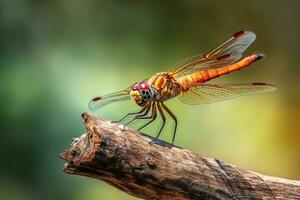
xmin=177 ymin=54 xmax=263 ymax=91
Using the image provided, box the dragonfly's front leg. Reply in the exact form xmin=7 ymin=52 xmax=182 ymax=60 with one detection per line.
xmin=137 ymin=102 xmax=157 ymax=131
xmin=124 ymin=103 xmax=152 ymax=126
xmin=112 ymin=103 xmax=149 ymax=123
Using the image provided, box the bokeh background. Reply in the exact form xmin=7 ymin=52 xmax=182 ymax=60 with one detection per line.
xmin=1 ymin=0 xmax=299 ymax=200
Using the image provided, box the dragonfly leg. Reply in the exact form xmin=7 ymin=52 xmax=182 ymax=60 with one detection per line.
xmin=137 ymin=102 xmax=157 ymax=131
xmin=155 ymin=102 xmax=166 ymax=140
xmin=124 ymin=103 xmax=152 ymax=126
xmin=112 ymin=103 xmax=149 ymax=123
xmin=161 ymin=102 xmax=177 ymax=145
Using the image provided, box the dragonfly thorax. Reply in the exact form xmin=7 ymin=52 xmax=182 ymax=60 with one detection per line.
xmin=130 ymin=81 xmax=155 ymax=106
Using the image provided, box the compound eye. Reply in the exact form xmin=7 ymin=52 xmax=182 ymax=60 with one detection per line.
xmin=138 ymin=82 xmax=149 ymax=90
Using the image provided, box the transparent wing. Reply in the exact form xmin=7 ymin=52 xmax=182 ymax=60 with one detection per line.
xmin=178 ymin=83 xmax=276 ymax=105
xmin=172 ymin=31 xmax=256 ymax=77
xmin=89 ymin=89 xmax=131 ymax=111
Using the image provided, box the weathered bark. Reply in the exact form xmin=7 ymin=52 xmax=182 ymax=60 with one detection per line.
xmin=60 ymin=113 xmax=300 ymax=200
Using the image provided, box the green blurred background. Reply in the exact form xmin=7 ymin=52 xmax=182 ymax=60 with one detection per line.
xmin=1 ymin=0 xmax=299 ymax=200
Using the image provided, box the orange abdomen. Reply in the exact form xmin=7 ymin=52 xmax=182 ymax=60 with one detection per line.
xmin=177 ymin=54 xmax=263 ymax=90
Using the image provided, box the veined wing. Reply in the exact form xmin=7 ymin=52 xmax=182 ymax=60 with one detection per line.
xmin=89 ymin=88 xmax=131 ymax=111
xmin=172 ymin=31 xmax=256 ymax=77
xmin=178 ymin=83 xmax=277 ymax=105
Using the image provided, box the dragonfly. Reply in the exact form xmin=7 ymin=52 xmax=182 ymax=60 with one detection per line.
xmin=89 ymin=31 xmax=276 ymax=145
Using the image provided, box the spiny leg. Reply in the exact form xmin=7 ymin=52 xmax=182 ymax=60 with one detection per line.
xmin=124 ymin=102 xmax=152 ymax=126
xmin=137 ymin=101 xmax=157 ymax=131
xmin=155 ymin=102 xmax=166 ymax=140
xmin=112 ymin=103 xmax=149 ymax=123
xmin=161 ymin=102 xmax=177 ymax=145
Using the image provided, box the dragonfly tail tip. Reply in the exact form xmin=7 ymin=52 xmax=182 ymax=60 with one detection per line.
xmin=255 ymin=53 xmax=266 ymax=60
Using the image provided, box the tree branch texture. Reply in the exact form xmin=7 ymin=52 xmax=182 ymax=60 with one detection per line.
xmin=60 ymin=113 xmax=300 ymax=200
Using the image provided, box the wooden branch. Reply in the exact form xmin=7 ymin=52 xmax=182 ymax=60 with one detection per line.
xmin=60 ymin=113 xmax=300 ymax=200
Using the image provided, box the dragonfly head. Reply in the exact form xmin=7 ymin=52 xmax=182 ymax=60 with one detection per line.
xmin=130 ymin=81 xmax=155 ymax=106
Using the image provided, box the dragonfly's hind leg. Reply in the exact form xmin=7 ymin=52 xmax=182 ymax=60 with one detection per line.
xmin=112 ymin=103 xmax=149 ymax=123
xmin=161 ymin=102 xmax=177 ymax=145
xmin=155 ymin=102 xmax=166 ymax=140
